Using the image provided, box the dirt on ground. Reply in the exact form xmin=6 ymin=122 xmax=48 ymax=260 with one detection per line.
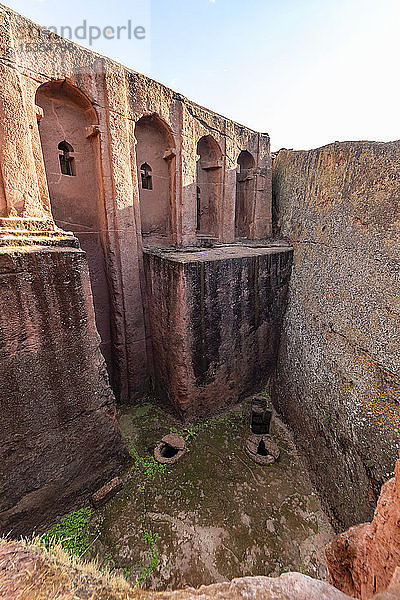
xmin=88 ymin=399 xmax=335 ymax=591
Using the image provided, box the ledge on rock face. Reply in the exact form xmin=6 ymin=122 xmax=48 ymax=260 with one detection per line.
xmin=0 ymin=538 xmax=355 ymax=600
xmin=326 ymin=453 xmax=400 ymax=599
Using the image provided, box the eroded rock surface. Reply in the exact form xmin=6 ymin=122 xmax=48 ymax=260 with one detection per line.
xmin=326 ymin=453 xmax=400 ymax=599
xmin=0 ymin=539 xmax=355 ymax=600
xmin=144 ymin=245 xmax=293 ymax=420
xmin=0 ymin=245 xmax=129 ymax=536
xmin=273 ymin=141 xmax=400 ymax=528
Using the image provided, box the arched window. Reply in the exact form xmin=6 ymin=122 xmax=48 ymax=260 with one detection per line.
xmin=237 ymin=150 xmax=255 ymax=171
xmin=140 ymin=162 xmax=153 ymax=190
xmin=135 ymin=114 xmax=176 ymax=246
xmin=58 ymin=141 xmax=75 ymax=176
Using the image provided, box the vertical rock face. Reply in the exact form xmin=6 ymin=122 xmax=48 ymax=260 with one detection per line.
xmin=0 ymin=245 xmax=129 ymax=536
xmin=272 ymin=141 xmax=400 ymax=528
xmin=144 ymin=245 xmax=293 ymax=420
xmin=326 ymin=454 xmax=400 ymax=599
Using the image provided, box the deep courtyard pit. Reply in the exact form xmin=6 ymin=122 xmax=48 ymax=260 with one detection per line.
xmin=87 ymin=399 xmax=335 ymax=591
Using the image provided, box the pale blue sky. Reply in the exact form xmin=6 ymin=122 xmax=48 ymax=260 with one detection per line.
xmin=4 ymin=0 xmax=400 ymax=149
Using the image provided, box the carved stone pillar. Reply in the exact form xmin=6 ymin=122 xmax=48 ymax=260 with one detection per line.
xmin=0 ymin=7 xmax=62 ymax=244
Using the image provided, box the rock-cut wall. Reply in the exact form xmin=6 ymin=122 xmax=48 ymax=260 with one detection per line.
xmin=144 ymin=245 xmax=293 ymax=420
xmin=0 ymin=243 xmax=129 ymax=536
xmin=326 ymin=452 xmax=400 ymax=599
xmin=272 ymin=141 xmax=400 ymax=529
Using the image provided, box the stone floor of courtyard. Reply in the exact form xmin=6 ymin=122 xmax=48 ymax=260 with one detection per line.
xmin=88 ymin=398 xmax=335 ymax=591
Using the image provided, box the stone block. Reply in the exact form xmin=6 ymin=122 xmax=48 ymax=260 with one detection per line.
xmin=92 ymin=477 xmax=123 ymax=508
xmin=144 ymin=243 xmax=293 ymax=420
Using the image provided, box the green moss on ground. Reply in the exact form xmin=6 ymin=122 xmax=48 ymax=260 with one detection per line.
xmin=86 ymin=399 xmax=334 ymax=590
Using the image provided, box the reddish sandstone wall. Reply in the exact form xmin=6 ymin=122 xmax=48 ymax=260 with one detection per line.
xmin=0 ymin=245 xmax=129 ymax=536
xmin=326 ymin=454 xmax=400 ymax=599
xmin=135 ymin=115 xmax=176 ymax=246
xmin=144 ymin=245 xmax=293 ymax=420
xmin=35 ymin=82 xmax=114 ymax=380
xmin=0 ymin=3 xmax=273 ymax=402
xmin=273 ymin=141 xmax=400 ymax=528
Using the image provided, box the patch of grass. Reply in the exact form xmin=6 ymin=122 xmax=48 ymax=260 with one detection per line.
xmin=129 ymin=445 xmax=167 ymax=480
xmin=259 ymin=390 xmax=273 ymax=409
xmin=7 ymin=535 xmax=133 ymax=598
xmin=168 ymin=407 xmax=245 ymax=450
xmin=208 ymin=413 xmax=240 ymax=428
xmin=135 ymin=405 xmax=151 ymax=417
xmin=168 ymin=424 xmax=202 ymax=447
xmin=137 ymin=529 xmax=160 ymax=585
xmin=122 ymin=565 xmax=137 ymax=580
xmin=42 ymin=507 xmax=93 ymax=558
xmin=183 ymin=424 xmax=202 ymax=442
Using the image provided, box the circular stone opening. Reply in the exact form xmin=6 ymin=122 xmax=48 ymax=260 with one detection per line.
xmin=154 ymin=433 xmax=187 ymax=465
xmin=246 ymin=434 xmax=280 ymax=465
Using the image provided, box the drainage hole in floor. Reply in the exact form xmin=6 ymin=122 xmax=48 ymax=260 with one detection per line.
xmin=160 ymin=444 xmax=179 ymax=459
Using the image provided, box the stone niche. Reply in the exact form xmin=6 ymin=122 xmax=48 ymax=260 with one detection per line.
xmin=144 ymin=244 xmax=293 ymax=420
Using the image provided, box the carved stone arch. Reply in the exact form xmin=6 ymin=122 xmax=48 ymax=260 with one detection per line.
xmin=35 ymin=79 xmax=114 ymax=383
xmin=135 ymin=113 xmax=176 ymax=246
xmin=237 ymin=149 xmax=255 ymax=170
xmin=36 ymin=79 xmax=99 ymax=123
